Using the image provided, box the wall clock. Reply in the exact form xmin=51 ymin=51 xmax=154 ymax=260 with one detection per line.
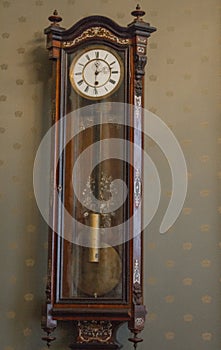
xmin=42 ymin=5 xmax=156 ymax=350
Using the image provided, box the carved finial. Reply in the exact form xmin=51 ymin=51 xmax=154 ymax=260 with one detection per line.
xmin=42 ymin=330 xmax=56 ymax=348
xmin=129 ymin=331 xmax=143 ymax=349
xmin=131 ymin=4 xmax=145 ymax=21
xmin=48 ymin=10 xmax=62 ymax=26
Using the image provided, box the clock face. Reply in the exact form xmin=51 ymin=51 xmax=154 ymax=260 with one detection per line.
xmin=69 ymin=47 xmax=123 ymax=99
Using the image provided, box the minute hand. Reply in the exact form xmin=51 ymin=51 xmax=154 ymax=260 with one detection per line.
xmin=94 ymin=68 xmax=99 ymax=86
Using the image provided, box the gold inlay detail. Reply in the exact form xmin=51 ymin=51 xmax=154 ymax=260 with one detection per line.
xmin=63 ymin=27 xmax=130 ymax=47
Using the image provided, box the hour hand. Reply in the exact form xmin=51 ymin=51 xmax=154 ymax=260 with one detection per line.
xmin=94 ymin=69 xmax=99 ymax=86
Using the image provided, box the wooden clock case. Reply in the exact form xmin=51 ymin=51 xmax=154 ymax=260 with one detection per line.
xmin=42 ymin=5 xmax=156 ymax=350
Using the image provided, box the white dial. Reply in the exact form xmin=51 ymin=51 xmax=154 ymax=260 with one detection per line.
xmin=70 ymin=47 xmax=122 ymax=99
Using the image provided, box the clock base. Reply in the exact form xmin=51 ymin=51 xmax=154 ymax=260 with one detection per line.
xmin=69 ymin=343 xmax=121 ymax=350
xmin=69 ymin=321 xmax=122 ymax=350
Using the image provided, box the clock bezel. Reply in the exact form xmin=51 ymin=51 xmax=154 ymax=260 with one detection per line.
xmin=69 ymin=45 xmax=124 ymax=100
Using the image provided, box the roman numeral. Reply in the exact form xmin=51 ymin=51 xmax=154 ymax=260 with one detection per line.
xmin=104 ymin=86 xmax=108 ymax=92
xmin=109 ymin=79 xmax=116 ymax=84
xmin=84 ymin=85 xmax=89 ymax=93
xmin=86 ymin=54 xmax=90 ymax=61
xmin=111 ymin=71 xmax=119 ymax=74
xmin=78 ymin=63 xmax=84 ymax=67
xmin=75 ymin=72 xmax=82 ymax=76
xmin=110 ymin=61 xmax=116 ymax=66
xmin=95 ymin=51 xmax=99 ymax=59
xmin=77 ymin=79 xmax=83 ymax=86
xmin=94 ymin=87 xmax=98 ymax=95
xmin=104 ymin=54 xmax=108 ymax=60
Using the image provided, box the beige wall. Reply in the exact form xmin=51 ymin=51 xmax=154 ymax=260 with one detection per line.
xmin=1 ymin=0 xmax=220 ymax=349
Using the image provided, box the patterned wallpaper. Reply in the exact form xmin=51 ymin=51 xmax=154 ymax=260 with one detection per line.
xmin=0 ymin=0 xmax=220 ymax=350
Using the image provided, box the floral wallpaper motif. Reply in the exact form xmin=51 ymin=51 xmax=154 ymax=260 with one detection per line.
xmin=1 ymin=0 xmax=221 ymax=349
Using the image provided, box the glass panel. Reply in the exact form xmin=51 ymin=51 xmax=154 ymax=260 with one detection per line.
xmin=59 ymin=46 xmax=129 ymax=302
